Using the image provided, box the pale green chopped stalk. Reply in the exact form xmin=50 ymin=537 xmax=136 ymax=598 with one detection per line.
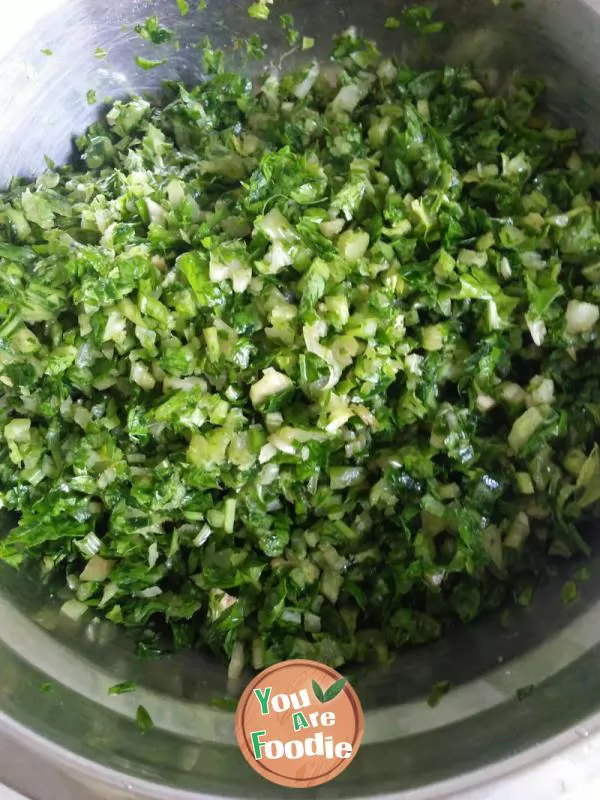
xmin=250 ymin=368 xmax=293 ymax=408
xmin=223 ymin=498 xmax=237 ymax=534
xmin=576 ymin=445 xmax=600 ymax=508
xmin=508 ymin=407 xmax=547 ymax=452
xmin=228 ymin=641 xmax=245 ymax=679
xmin=81 ymin=555 xmax=113 ymax=582
xmin=61 ymin=599 xmax=88 ymax=621
xmin=515 ymin=472 xmax=535 ymax=495
xmin=504 ymin=512 xmax=530 ymax=549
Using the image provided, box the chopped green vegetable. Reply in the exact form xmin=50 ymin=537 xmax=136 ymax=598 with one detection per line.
xmin=280 ymin=13 xmax=300 ymax=46
xmin=135 ymin=56 xmax=168 ymax=71
xmin=427 ymin=680 xmax=451 ymax=707
xmin=109 ymin=680 xmax=138 ymax=695
xmin=561 ymin=581 xmax=578 ymax=605
xmin=248 ymin=2 xmax=270 ymax=20
xmin=135 ymin=16 xmax=174 ymax=45
xmin=244 ymin=33 xmax=265 ymax=59
xmin=402 ymin=5 xmax=445 ymax=34
xmin=94 ymin=47 xmax=108 ymax=59
xmin=384 ymin=17 xmax=401 ymax=29
xmin=1 ymin=31 xmax=600 ymax=675
xmin=136 ymin=704 xmax=153 ymax=733
xmin=200 ymin=37 xmax=225 ymax=74
xmin=575 ymin=566 xmax=591 ymax=582
xmin=516 ymin=684 xmax=535 ymax=701
xmin=86 ymin=89 xmax=97 ymax=105
xmin=176 ymin=0 xmax=190 ymax=15
xmin=41 ymin=48 xmax=54 ymax=57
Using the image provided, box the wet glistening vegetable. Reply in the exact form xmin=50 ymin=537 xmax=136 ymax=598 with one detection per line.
xmin=1 ymin=30 xmax=600 ymax=678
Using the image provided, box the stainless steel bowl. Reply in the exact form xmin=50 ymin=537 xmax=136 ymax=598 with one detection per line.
xmin=3 ymin=1 xmax=600 ymax=797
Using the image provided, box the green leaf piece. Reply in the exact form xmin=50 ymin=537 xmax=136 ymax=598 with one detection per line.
xmin=109 ymin=680 xmax=138 ymax=696
xmin=136 ymin=704 xmax=154 ymax=733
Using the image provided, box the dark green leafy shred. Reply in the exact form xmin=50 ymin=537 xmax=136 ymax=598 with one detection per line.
xmin=136 ymin=704 xmax=154 ymax=733
xmin=280 ymin=13 xmax=300 ymax=46
xmin=108 ymin=680 xmax=138 ymax=695
xmin=238 ymin=33 xmax=265 ymax=60
xmin=402 ymin=5 xmax=445 ymax=34
xmin=427 ymin=680 xmax=451 ymax=707
xmin=135 ymin=16 xmax=174 ymax=45
xmin=1 ymin=30 xmax=600 ymax=677
xmin=516 ymin=684 xmax=535 ymax=701
xmin=200 ymin=37 xmax=225 ymax=74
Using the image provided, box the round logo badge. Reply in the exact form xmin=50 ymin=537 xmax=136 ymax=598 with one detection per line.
xmin=235 ymin=659 xmax=364 ymax=788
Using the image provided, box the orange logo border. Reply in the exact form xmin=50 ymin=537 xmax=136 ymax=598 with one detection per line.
xmin=235 ymin=659 xmax=365 ymax=788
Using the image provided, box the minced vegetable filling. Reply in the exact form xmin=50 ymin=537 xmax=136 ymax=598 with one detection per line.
xmin=1 ymin=31 xmax=600 ymax=676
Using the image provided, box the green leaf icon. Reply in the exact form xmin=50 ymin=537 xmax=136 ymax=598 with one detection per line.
xmin=312 ymin=677 xmax=347 ymax=703
xmin=312 ymin=679 xmax=325 ymax=703
xmin=324 ymin=677 xmax=346 ymax=702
